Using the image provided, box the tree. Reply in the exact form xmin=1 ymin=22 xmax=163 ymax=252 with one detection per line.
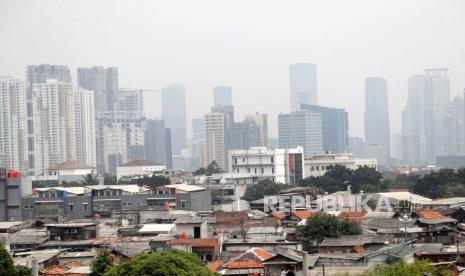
xmin=80 ymin=173 xmax=99 ymax=186
xmin=296 ymin=213 xmax=362 ymax=251
xmin=104 ymin=174 xmax=117 ymax=185
xmin=413 ymin=168 xmax=465 ymax=198
xmin=0 ymin=242 xmax=31 ymax=276
xmin=90 ymin=249 xmax=113 ymax=276
xmin=103 ymin=250 xmax=215 ymax=276
xmin=299 ymin=165 xmax=384 ymax=194
xmin=193 ymin=161 xmax=223 ymax=176
xmin=136 ymin=175 xmax=170 ymax=188
xmin=242 ymin=179 xmax=284 ymax=202
xmin=362 ymin=260 xmax=451 ymax=276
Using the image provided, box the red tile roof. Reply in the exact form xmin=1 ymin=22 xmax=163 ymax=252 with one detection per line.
xmin=170 ymin=237 xmax=220 ymax=247
xmin=292 ymin=211 xmax=318 ymax=220
xmin=207 ymin=259 xmax=223 ymax=272
xmin=417 ymin=210 xmax=446 ymax=220
xmin=353 ymin=245 xmax=367 ymax=254
xmin=272 ymin=211 xmax=286 ymax=220
xmin=337 ymin=211 xmax=367 ymax=218
xmin=226 ymin=261 xmax=264 ymax=269
xmin=251 ymin=248 xmax=274 ymax=261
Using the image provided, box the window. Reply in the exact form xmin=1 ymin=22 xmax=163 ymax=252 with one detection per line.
xmin=136 ymin=202 xmax=141 ymax=206
xmin=82 ymin=203 xmax=88 ymax=211
xmin=180 ymin=200 xmax=187 ymax=208
xmin=272 ymin=167 xmax=275 ymax=174
xmin=234 ymin=158 xmax=237 ymax=165
xmin=242 ymin=157 xmax=245 ymax=162
xmin=254 ymin=168 xmax=257 ymax=174
xmin=248 ymin=168 xmax=251 ymax=173
xmin=261 ymin=168 xmax=264 ymax=174
xmin=236 ymin=169 xmax=239 ymax=173
xmin=127 ymin=202 xmax=133 ymax=206
xmin=69 ymin=203 xmax=74 ymax=212
xmin=271 ymin=157 xmax=274 ymax=163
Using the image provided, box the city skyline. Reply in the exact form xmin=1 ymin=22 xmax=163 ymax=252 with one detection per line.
xmin=2 ymin=1 xmax=465 ymax=139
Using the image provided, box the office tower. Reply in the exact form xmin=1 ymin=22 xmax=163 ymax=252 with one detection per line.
xmin=192 ymin=118 xmax=204 ymax=140
xmin=213 ymin=86 xmax=232 ymax=106
xmin=116 ymin=89 xmax=144 ymax=116
xmin=203 ymin=113 xmax=225 ymax=169
xmin=443 ymin=106 xmax=458 ymax=155
xmin=0 ymin=78 xmax=28 ymax=172
xmin=96 ymin=111 xmax=146 ymax=174
xmin=145 ymin=119 xmax=171 ymax=166
xmin=456 ymin=95 xmax=465 ymax=155
xmin=424 ymin=69 xmax=450 ymax=162
xmin=27 ymin=64 xmax=71 ymax=83
xmin=161 ymin=83 xmax=187 ymax=155
xmin=165 ymin=129 xmax=173 ymax=169
xmin=77 ymin=66 xmax=119 ymax=112
xmin=231 ymin=121 xmax=261 ymax=150
xmin=401 ymin=75 xmax=427 ymax=165
xmin=32 ymin=80 xmax=77 ymax=174
xmin=364 ymin=77 xmax=391 ymax=159
xmin=74 ymin=88 xmax=97 ymax=167
xmin=105 ymin=67 xmax=119 ymax=111
xmin=289 ymin=63 xmax=317 ymax=111
xmin=300 ymin=104 xmax=349 ymax=153
xmin=244 ymin=113 xmax=269 ymax=147
xmin=349 ymin=137 xmax=365 ymax=158
xmin=211 ymin=105 xmax=234 ymax=168
xmin=392 ymin=133 xmax=403 ymax=161
xmin=278 ymin=110 xmax=323 ymax=156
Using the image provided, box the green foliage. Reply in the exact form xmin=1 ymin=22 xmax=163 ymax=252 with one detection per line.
xmin=104 ymin=174 xmax=118 ymax=185
xmin=383 ymin=174 xmax=419 ymax=190
xmin=0 ymin=242 xmax=31 ymax=276
xmin=413 ymin=168 xmax=465 ymax=198
xmin=136 ymin=175 xmax=171 ymax=188
xmin=242 ymin=179 xmax=284 ymax=202
xmin=362 ymin=260 xmax=451 ymax=276
xmin=193 ymin=161 xmax=223 ymax=176
xmin=80 ymin=173 xmax=99 ymax=186
xmin=299 ymin=165 xmax=384 ymax=193
xmin=296 ymin=213 xmax=362 ymax=251
xmin=90 ymin=249 xmax=113 ymax=276
xmin=103 ymin=250 xmax=215 ymax=276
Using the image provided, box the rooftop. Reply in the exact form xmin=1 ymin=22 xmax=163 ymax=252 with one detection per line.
xmin=0 ymin=221 xmax=25 ymax=230
xmin=174 ymin=216 xmax=215 ymax=224
xmin=164 ymin=183 xmax=205 ymax=192
xmin=292 ymin=211 xmax=318 ymax=220
xmin=416 ymin=210 xmax=447 ymax=220
xmin=170 ymin=237 xmax=220 ymax=247
xmin=119 ymin=160 xmax=163 ymax=167
xmin=138 ymin=224 xmax=174 ymax=234
xmin=48 ymin=161 xmax=95 ymax=170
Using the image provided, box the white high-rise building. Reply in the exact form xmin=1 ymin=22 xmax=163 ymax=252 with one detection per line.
xmin=0 ymin=77 xmax=28 ymax=172
xmin=203 ymin=112 xmax=225 ymax=169
xmin=32 ymin=79 xmax=77 ymax=175
xmin=74 ymin=88 xmax=97 ymax=167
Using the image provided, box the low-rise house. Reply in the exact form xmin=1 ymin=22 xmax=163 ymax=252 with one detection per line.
xmin=138 ymin=223 xmax=175 ymax=235
xmin=45 ymin=222 xmax=97 ymax=241
xmin=9 ymin=229 xmax=48 ymax=252
xmin=46 ymin=161 xmax=97 ymax=184
xmin=223 ymin=236 xmax=301 ymax=253
xmin=116 ymin=160 xmax=166 ymax=182
xmin=43 ymin=261 xmax=90 ymax=276
xmin=174 ymin=216 xmax=213 ymax=238
xmin=318 ymin=234 xmax=394 ymax=254
xmin=365 ymin=244 xmax=415 ymax=266
xmin=14 ymin=249 xmax=61 ymax=269
xmin=170 ymin=237 xmax=222 ymax=262
xmin=217 ymin=247 xmax=274 ymax=275
xmin=57 ymin=250 xmax=97 ymax=266
xmin=0 ymin=221 xmax=28 ymax=233
xmin=262 ymin=248 xmax=318 ymax=275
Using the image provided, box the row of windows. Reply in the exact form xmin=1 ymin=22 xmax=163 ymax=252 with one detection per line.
xmin=235 ymin=167 xmax=274 ymax=174
xmin=233 ymin=156 xmax=274 ymax=165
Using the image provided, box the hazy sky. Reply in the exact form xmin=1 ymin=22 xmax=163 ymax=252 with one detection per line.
xmin=1 ymin=0 xmax=465 ymax=139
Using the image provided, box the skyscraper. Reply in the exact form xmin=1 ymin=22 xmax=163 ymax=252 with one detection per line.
xmin=289 ymin=63 xmax=317 ymax=111
xmin=74 ymin=88 xmax=97 ymax=167
xmin=231 ymin=121 xmax=261 ymax=150
xmin=32 ymin=80 xmax=77 ymax=173
xmin=211 ymin=105 xmax=234 ymax=168
xmin=161 ymin=83 xmax=187 ymax=155
xmin=401 ymin=75 xmax=427 ymax=165
xmin=424 ymin=69 xmax=450 ymax=162
xmin=300 ymin=104 xmax=349 ymax=153
xmin=213 ymin=86 xmax=232 ymax=106
xmin=364 ymin=77 xmax=391 ymax=160
xmin=0 ymin=78 xmax=28 ymax=172
xmin=244 ymin=113 xmax=269 ymax=147
xmin=203 ymin=113 xmax=225 ymax=169
xmin=77 ymin=66 xmax=119 ymax=112
xmin=278 ymin=110 xmax=323 ymax=156
xmin=116 ymin=89 xmax=144 ymax=116
xmin=26 ymin=64 xmax=72 ymax=175
xmin=145 ymin=119 xmax=172 ymax=167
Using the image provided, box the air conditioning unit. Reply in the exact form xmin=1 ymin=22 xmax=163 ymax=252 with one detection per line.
xmin=55 ymin=236 xmax=61 ymax=241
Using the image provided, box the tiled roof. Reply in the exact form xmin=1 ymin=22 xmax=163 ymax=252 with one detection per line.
xmin=337 ymin=211 xmax=367 ymax=218
xmin=251 ymin=248 xmax=274 ymax=261
xmin=207 ymin=259 xmax=223 ymax=272
xmin=226 ymin=261 xmax=264 ymax=269
xmin=353 ymin=246 xmax=367 ymax=254
xmin=120 ymin=160 xmax=162 ymax=167
xmin=170 ymin=238 xmax=220 ymax=247
xmin=49 ymin=161 xmax=95 ymax=170
xmin=292 ymin=211 xmax=318 ymax=220
xmin=416 ymin=210 xmax=446 ymax=220
xmin=272 ymin=211 xmax=286 ymax=220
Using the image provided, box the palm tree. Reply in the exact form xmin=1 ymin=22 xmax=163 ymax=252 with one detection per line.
xmin=80 ymin=173 xmax=99 ymax=186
